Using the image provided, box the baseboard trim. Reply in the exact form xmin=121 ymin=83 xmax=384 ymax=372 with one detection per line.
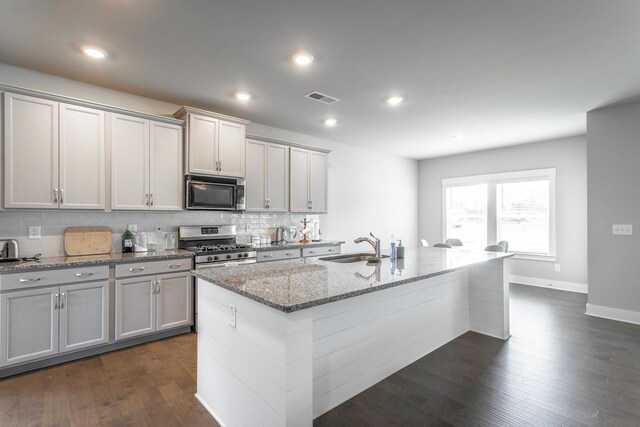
xmin=586 ymin=303 xmax=640 ymax=326
xmin=195 ymin=393 xmax=228 ymax=427
xmin=509 ymin=274 xmax=588 ymax=294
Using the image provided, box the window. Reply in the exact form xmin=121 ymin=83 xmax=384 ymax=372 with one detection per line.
xmin=442 ymin=169 xmax=556 ymax=256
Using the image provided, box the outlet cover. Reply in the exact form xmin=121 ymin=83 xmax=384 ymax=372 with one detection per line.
xmin=554 ymin=264 xmax=561 ymax=272
xmin=612 ymin=224 xmax=633 ymax=235
xmin=28 ymin=226 xmax=41 ymax=239
xmin=228 ymin=305 xmax=236 ymax=328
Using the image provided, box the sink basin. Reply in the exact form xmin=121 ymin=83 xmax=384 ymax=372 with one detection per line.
xmin=319 ymin=253 xmax=390 ymax=263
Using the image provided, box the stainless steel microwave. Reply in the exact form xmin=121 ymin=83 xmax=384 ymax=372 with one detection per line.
xmin=185 ymin=175 xmax=245 ymax=211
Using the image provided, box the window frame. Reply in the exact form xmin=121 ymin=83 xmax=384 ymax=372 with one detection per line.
xmin=441 ymin=168 xmax=556 ymax=260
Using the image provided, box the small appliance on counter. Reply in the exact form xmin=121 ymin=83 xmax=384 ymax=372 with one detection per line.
xmin=0 ymin=239 xmax=19 ymax=262
xmin=281 ymin=226 xmax=297 ymax=244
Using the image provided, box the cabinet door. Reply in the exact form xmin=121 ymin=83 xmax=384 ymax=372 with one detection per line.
xmin=309 ymin=151 xmax=328 ymax=213
xmin=3 ymin=93 xmax=59 ymax=209
xmin=59 ymin=103 xmax=106 ymax=210
xmin=156 ymin=273 xmax=192 ymax=331
xmin=187 ymin=114 xmax=218 ymax=175
xmin=267 ymin=143 xmax=289 ymax=212
xmin=245 ymin=139 xmax=267 ymax=211
xmin=150 ymin=121 xmax=183 ymax=211
xmin=289 ymin=147 xmax=310 ymax=213
xmin=110 ymin=114 xmax=150 ymax=210
xmin=217 ymin=121 xmax=246 ymax=177
xmin=0 ymin=287 xmax=59 ymax=366
xmin=115 ymin=277 xmax=156 ymax=340
xmin=59 ymin=281 xmax=109 ymax=353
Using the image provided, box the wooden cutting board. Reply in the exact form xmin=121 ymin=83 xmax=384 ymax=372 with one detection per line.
xmin=64 ymin=227 xmax=113 ymax=256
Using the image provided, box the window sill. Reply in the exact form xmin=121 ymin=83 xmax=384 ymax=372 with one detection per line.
xmin=511 ymin=253 xmax=556 ymax=262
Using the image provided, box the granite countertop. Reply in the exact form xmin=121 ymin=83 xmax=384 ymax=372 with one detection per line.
xmin=193 ymin=247 xmax=513 ymax=313
xmin=254 ymin=241 xmax=344 ymax=252
xmin=0 ymin=249 xmax=193 ymax=273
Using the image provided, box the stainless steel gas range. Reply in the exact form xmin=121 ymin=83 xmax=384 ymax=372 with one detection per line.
xmin=179 ymin=224 xmax=255 ymax=332
xmin=179 ymin=225 xmax=256 ymax=269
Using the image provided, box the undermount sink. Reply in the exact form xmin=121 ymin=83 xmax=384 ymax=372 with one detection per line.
xmin=319 ymin=253 xmax=390 ymax=263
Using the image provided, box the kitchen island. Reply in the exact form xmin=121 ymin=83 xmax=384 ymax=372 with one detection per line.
xmin=193 ymin=247 xmax=513 ymax=427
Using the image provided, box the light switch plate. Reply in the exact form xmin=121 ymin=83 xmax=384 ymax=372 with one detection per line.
xmin=612 ymin=224 xmax=633 ymax=235
xmin=228 ymin=305 xmax=236 ymax=328
xmin=28 ymin=226 xmax=41 ymax=239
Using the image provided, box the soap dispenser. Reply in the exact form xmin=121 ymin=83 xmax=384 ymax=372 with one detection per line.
xmin=396 ymin=239 xmax=405 ymax=259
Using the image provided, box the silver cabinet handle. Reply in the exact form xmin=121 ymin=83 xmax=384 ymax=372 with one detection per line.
xmin=156 ymin=282 xmax=161 ymax=294
xmin=19 ymin=277 xmax=42 ymax=283
xmin=60 ymin=189 xmax=64 ymax=203
xmin=60 ymin=293 xmax=65 ymax=309
xmin=54 ymin=293 xmax=59 ymax=309
xmin=76 ymin=272 xmax=94 ymax=277
xmin=168 ymin=263 xmax=182 ymax=269
xmin=145 ymin=193 xmax=150 ymax=206
xmin=218 ymin=160 xmax=222 ymax=171
xmin=53 ymin=189 xmax=58 ymax=203
xmin=262 ymin=254 xmax=273 ymax=258
xmin=130 ymin=267 xmax=145 ymax=272
xmin=308 ymin=251 xmax=316 ymax=254
xmin=328 ymin=249 xmax=335 ymax=252
xmin=150 ymin=194 xmax=154 ymax=206
xmin=285 ymin=253 xmax=295 ymax=256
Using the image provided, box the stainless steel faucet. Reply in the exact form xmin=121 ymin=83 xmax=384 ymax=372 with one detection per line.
xmin=354 ymin=232 xmax=381 ymax=258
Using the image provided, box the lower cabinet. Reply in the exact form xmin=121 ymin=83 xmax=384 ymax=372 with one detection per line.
xmin=0 ymin=281 xmax=109 ymax=367
xmin=115 ymin=272 xmax=192 ymax=341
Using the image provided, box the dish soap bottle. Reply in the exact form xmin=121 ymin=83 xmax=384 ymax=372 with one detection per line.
xmin=390 ymin=234 xmax=396 ymax=260
xmin=396 ymin=239 xmax=405 ymax=259
xmin=122 ymin=226 xmax=134 ymax=253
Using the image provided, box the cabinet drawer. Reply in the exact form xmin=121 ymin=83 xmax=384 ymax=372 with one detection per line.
xmin=0 ymin=265 xmax=109 ymax=292
xmin=115 ymin=257 xmax=192 ymax=278
xmin=302 ymin=245 xmax=341 ymax=258
xmin=257 ymin=249 xmax=301 ymax=262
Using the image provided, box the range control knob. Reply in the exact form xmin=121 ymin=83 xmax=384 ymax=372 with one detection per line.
xmin=213 ymin=256 xmax=219 ymax=261
xmin=207 ymin=256 xmax=213 ymax=262
xmin=226 ymin=254 xmax=232 ymax=260
xmin=243 ymin=253 xmax=249 ymax=258
xmin=237 ymin=253 xmax=243 ymax=258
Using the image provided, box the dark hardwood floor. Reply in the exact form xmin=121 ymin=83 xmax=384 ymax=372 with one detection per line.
xmin=0 ymin=333 xmax=218 ymax=427
xmin=315 ymin=284 xmax=640 ymax=427
xmin=2 ymin=284 xmax=639 ymax=426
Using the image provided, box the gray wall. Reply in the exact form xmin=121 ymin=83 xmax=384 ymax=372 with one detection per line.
xmin=0 ymin=63 xmax=419 ymax=256
xmin=419 ymin=136 xmax=588 ymax=285
xmin=587 ymin=100 xmax=640 ymax=312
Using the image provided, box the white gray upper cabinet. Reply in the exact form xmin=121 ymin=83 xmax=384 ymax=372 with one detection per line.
xmin=246 ymin=139 xmax=289 ymax=212
xmin=59 ymin=103 xmax=106 ymax=210
xmin=3 ymin=93 xmax=107 ymax=210
xmin=174 ymin=107 xmax=248 ymax=178
xmin=4 ymin=93 xmax=59 ymax=209
xmin=150 ymin=121 xmax=183 ymax=211
xmin=110 ymin=114 xmax=183 ymax=211
xmin=290 ymin=147 xmax=328 ymax=213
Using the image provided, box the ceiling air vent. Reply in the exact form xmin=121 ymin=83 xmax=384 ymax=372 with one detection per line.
xmin=304 ymin=91 xmax=340 ymax=105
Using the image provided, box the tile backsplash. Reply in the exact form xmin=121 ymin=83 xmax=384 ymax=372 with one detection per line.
xmin=0 ymin=210 xmax=320 ymax=257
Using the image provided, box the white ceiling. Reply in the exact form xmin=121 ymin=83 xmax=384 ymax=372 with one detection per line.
xmin=1 ymin=0 xmax=639 ymax=159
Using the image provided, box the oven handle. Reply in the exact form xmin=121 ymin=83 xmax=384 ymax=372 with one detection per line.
xmin=195 ymin=260 xmax=256 ymax=270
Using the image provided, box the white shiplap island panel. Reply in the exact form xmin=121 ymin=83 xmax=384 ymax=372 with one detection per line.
xmin=195 ymin=248 xmax=512 ymax=426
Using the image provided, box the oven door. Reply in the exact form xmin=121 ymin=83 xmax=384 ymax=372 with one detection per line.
xmin=187 ymin=180 xmax=236 ymax=210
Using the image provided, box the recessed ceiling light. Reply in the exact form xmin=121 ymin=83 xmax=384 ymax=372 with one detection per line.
xmin=293 ymin=52 xmax=314 ymax=66
xmin=324 ymin=118 xmax=338 ymax=127
xmin=386 ymin=95 xmax=404 ymax=106
xmin=235 ymin=91 xmax=252 ymax=102
xmin=81 ymin=45 xmax=108 ymax=59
